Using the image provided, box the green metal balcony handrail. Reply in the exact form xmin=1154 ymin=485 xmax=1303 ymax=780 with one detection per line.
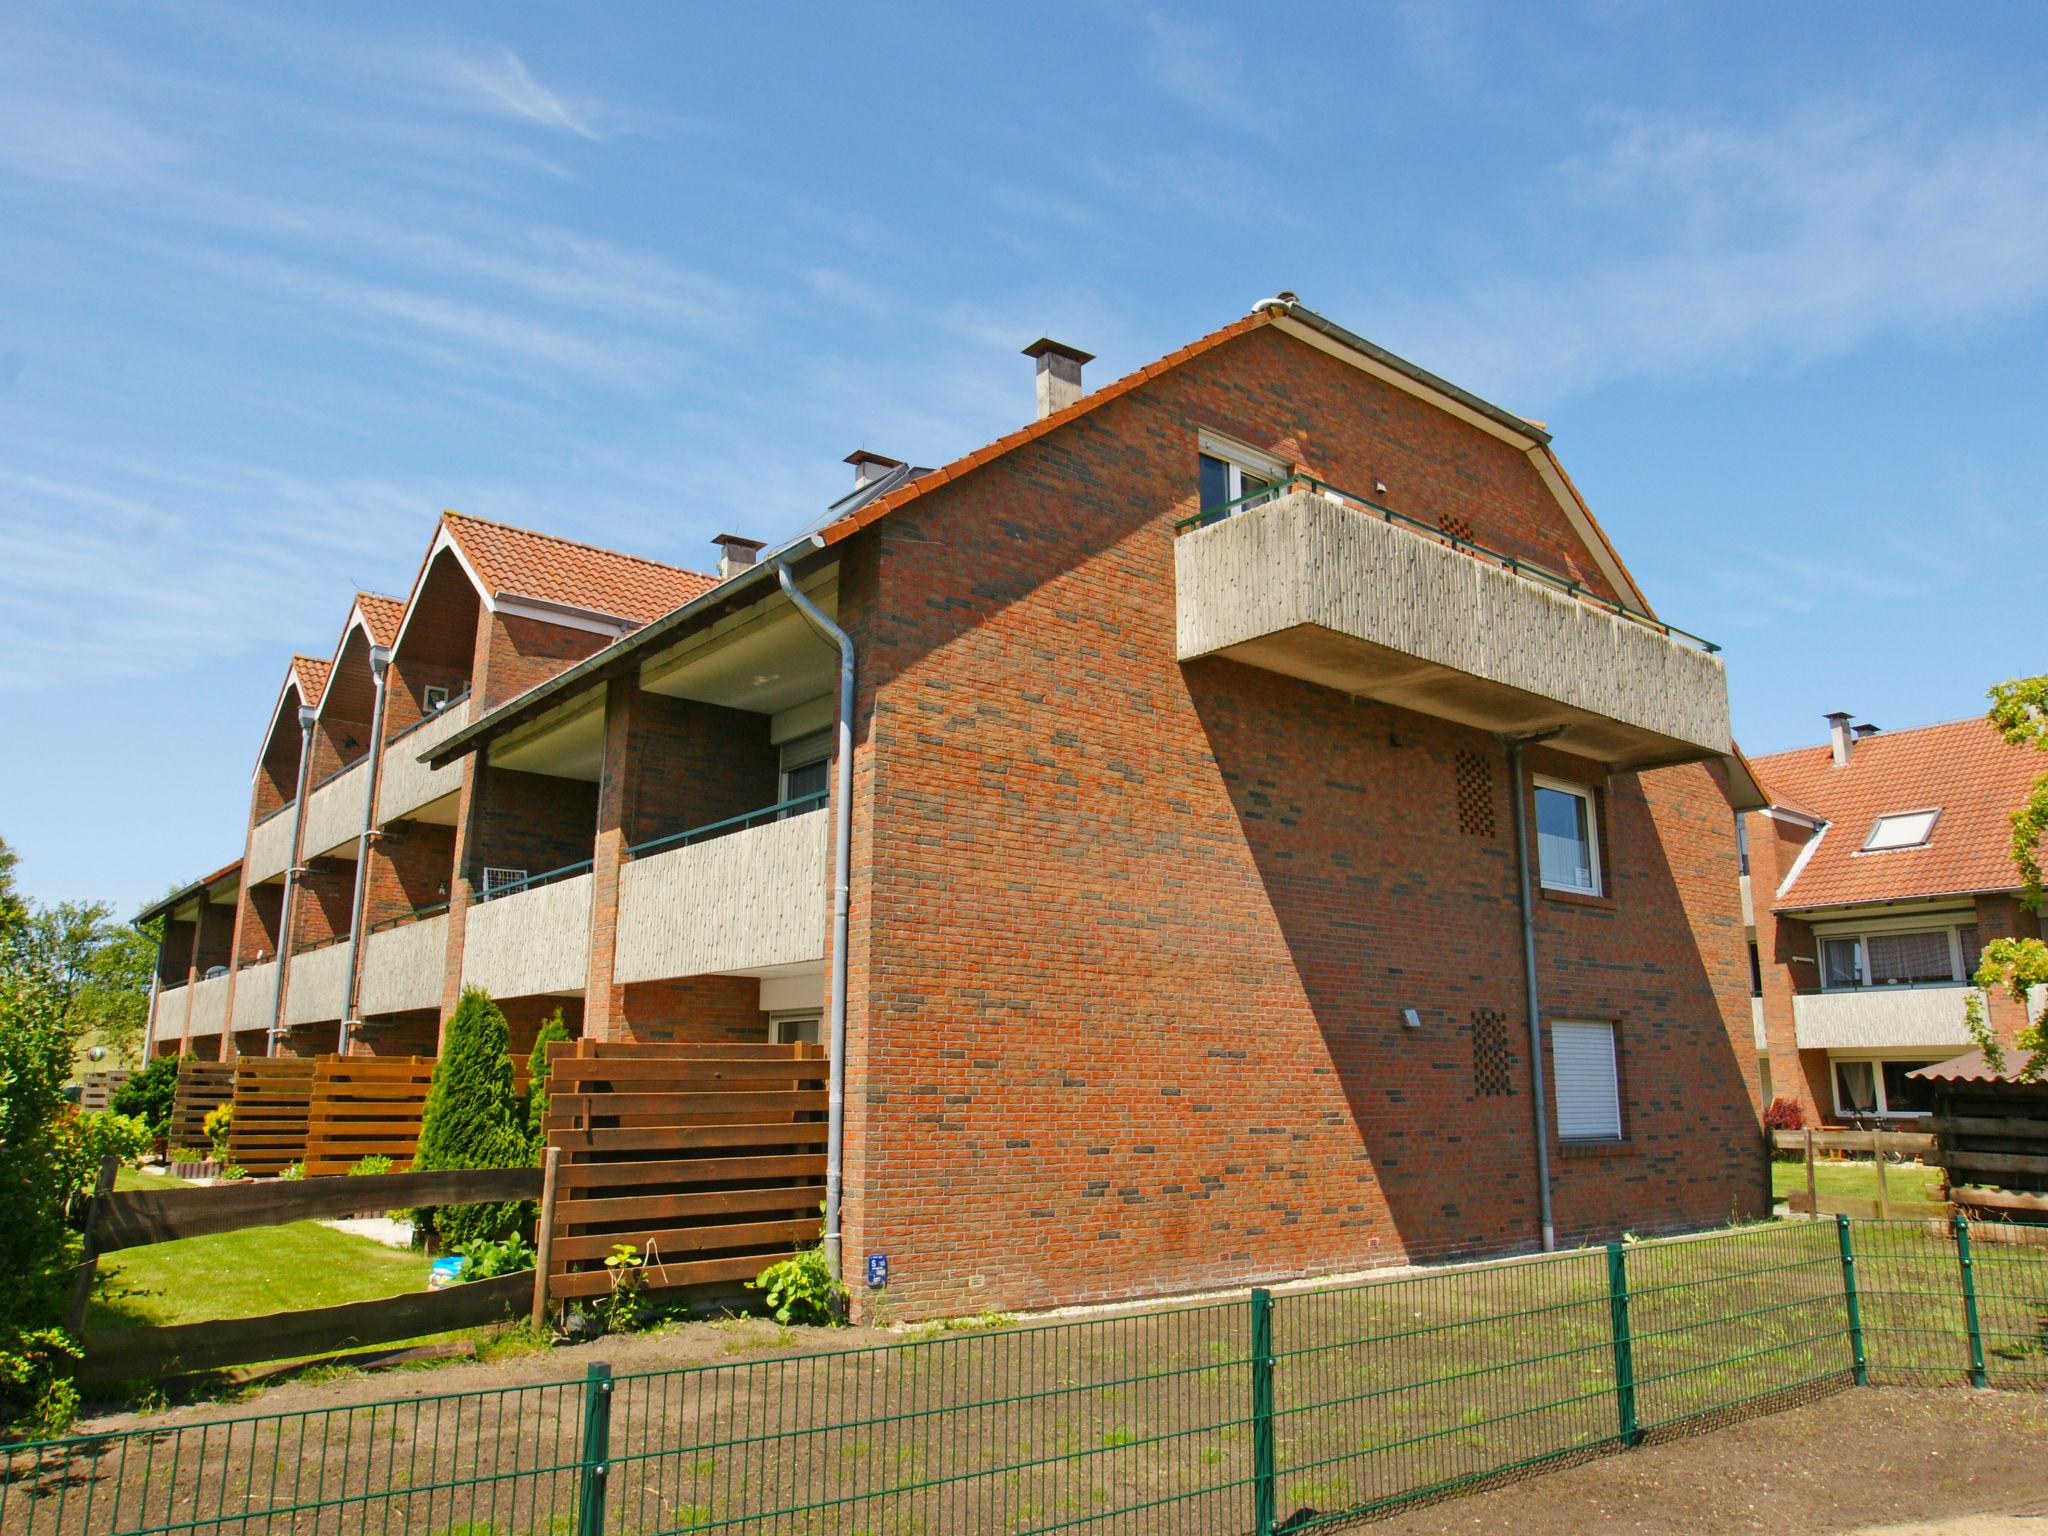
xmin=626 ymin=790 xmax=829 ymax=860
xmin=310 ymin=750 xmax=372 ymax=795
xmin=290 ymin=931 xmax=353 ymax=956
xmin=386 ymin=686 xmax=474 ymax=747
xmin=470 ymin=858 xmax=594 ymax=904
xmin=1173 ymin=472 xmax=1720 ymax=654
xmin=368 ymin=900 xmax=451 ymax=934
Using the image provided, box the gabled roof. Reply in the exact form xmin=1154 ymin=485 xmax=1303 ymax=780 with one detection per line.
xmin=289 ymin=654 xmax=331 ymax=704
xmin=442 ymin=512 xmax=716 ymax=625
xmin=357 ymin=592 xmax=405 ymax=646
xmin=1757 ymin=717 xmax=2046 ymax=911
xmin=135 ymin=858 xmax=241 ymax=926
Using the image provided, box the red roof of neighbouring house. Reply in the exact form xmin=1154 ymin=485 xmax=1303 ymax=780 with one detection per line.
xmin=1757 ymin=718 xmax=2046 ymax=910
xmin=441 ymin=512 xmax=716 ymax=624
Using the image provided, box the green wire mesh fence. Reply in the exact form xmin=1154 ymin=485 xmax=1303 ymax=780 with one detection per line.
xmin=4 ymin=1215 xmax=2044 ymax=1536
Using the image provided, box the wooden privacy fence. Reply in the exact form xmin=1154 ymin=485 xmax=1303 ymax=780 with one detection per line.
xmin=1929 ymin=1072 xmax=2048 ymax=1221
xmin=168 ymin=1059 xmax=234 ymax=1149
xmin=78 ymin=1069 xmax=130 ymax=1112
xmin=225 ymin=1056 xmax=316 ymax=1175
xmin=1768 ymin=1126 xmax=1935 ymax=1159
xmin=70 ymin=1164 xmax=543 ymax=1383
xmin=541 ymin=1040 xmax=828 ymax=1306
xmin=304 ymin=1055 xmax=438 ymax=1174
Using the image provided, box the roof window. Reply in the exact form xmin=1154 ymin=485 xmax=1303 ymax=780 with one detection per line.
xmin=1861 ymin=809 xmax=1940 ymax=852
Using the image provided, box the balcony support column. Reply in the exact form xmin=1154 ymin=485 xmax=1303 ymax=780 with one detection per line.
xmin=583 ymin=678 xmax=644 ymax=1042
xmin=269 ymin=705 xmax=319 ymax=1058
xmin=338 ymin=645 xmax=392 ymax=1055
xmin=437 ymin=754 xmax=492 ymax=1048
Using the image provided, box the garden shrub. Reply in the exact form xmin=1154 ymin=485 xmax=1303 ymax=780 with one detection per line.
xmin=1764 ymin=1096 xmax=1806 ymax=1131
xmin=524 ymin=1011 xmax=572 ymax=1155
xmin=414 ymin=988 xmax=530 ymax=1248
xmin=203 ymin=1102 xmax=233 ymax=1158
xmin=108 ymin=1053 xmax=184 ymax=1142
xmin=455 ymin=1232 xmax=535 ymax=1281
xmin=749 ymin=1242 xmax=844 ymax=1326
xmin=55 ymin=1110 xmax=152 ymax=1197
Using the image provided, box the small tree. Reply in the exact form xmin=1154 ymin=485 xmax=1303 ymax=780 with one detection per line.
xmin=414 ymin=988 xmax=529 ymax=1247
xmin=110 ymin=1053 xmax=186 ymax=1143
xmin=524 ymin=1011 xmax=572 ymax=1156
xmin=1965 ymin=675 xmax=2048 ymax=1079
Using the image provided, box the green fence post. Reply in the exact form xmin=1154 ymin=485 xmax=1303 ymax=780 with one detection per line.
xmin=1605 ymin=1243 xmax=1640 ymax=1446
xmin=1955 ymin=1215 xmax=1988 ymax=1388
xmin=1836 ymin=1215 xmax=1868 ymax=1386
xmin=577 ymin=1361 xmax=614 ymax=1536
xmin=1250 ymin=1288 xmax=1276 ymax=1536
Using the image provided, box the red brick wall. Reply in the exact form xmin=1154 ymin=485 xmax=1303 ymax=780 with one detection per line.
xmin=236 ymin=883 xmax=285 ymax=965
xmin=476 ymin=611 xmax=611 ymax=710
xmin=348 ymin=1011 xmax=441 ymax=1057
xmin=617 ymin=976 xmax=767 ymax=1043
xmin=362 ymin=822 xmax=457 ymax=927
xmin=470 ymin=768 xmax=598 ymax=880
xmin=833 ymin=325 xmax=1757 ymax=1319
xmin=292 ymin=859 xmax=356 ymax=952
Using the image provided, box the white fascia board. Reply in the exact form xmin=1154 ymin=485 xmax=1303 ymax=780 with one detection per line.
xmin=1775 ymin=819 xmax=1830 ymax=901
xmin=494 ymin=592 xmax=637 ymax=636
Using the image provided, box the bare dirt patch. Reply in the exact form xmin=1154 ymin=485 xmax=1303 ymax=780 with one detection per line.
xmin=1364 ymin=1389 xmax=2048 ymax=1536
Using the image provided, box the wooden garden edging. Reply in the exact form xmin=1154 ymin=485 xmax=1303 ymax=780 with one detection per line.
xmin=541 ymin=1040 xmax=827 ymax=1306
xmin=303 ymin=1055 xmax=437 ymax=1174
xmin=74 ymin=1164 xmax=545 ymax=1384
xmin=226 ymin=1055 xmax=316 ymax=1174
xmin=168 ymin=1060 xmax=234 ymax=1150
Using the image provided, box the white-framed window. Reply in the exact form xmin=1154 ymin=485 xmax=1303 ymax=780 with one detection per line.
xmin=1831 ymin=1055 xmax=1947 ymax=1118
xmin=779 ymin=730 xmax=832 ymax=808
xmin=1815 ymin=914 xmax=1974 ymax=989
xmin=1197 ymin=430 xmax=1287 ymax=513
xmin=422 ymin=684 xmax=452 ymax=713
xmin=1860 ymin=808 xmax=1940 ymax=852
xmin=1552 ymin=1020 xmax=1622 ymax=1142
xmin=770 ymin=1013 xmax=822 ymax=1046
xmin=1534 ymin=778 xmax=1601 ymax=895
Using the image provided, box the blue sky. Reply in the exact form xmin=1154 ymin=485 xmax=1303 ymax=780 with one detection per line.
xmin=3 ymin=2 xmax=2045 ymax=913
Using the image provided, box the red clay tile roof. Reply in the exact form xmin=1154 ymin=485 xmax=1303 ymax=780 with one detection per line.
xmin=357 ymin=592 xmax=405 ymax=646
xmin=1757 ymin=718 xmax=2046 ymax=910
xmin=442 ymin=512 xmax=716 ymax=624
xmin=289 ymin=654 xmax=331 ymax=703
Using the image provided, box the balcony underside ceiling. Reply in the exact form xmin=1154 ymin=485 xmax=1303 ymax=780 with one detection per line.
xmin=640 ymin=571 xmax=838 ymax=714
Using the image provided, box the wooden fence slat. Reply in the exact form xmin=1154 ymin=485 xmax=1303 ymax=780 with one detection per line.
xmin=76 ymin=1272 xmax=532 ymax=1383
xmin=1769 ymin=1127 xmax=1934 ymax=1156
xmin=545 ymin=1089 xmax=829 ymax=1120
xmin=551 ymin=1216 xmax=823 ymax=1265
xmin=304 ymin=1054 xmax=437 ymax=1175
xmin=549 ymin=1122 xmax=829 ymax=1154
xmin=545 ymin=1058 xmax=828 ymax=1085
xmin=168 ymin=1060 xmax=235 ymax=1149
xmin=553 ymin=1154 xmax=827 ymax=1191
xmin=93 ymin=1166 xmax=544 ymax=1251
xmin=556 ymin=1184 xmax=826 ymax=1227
xmin=226 ymin=1058 xmax=317 ymax=1175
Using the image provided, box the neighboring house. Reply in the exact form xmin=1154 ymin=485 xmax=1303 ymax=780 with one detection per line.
xmin=143 ymin=295 xmax=1767 ymax=1317
xmin=1744 ymin=713 xmax=2048 ymax=1127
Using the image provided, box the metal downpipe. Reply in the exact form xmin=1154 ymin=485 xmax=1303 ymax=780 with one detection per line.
xmin=776 ymin=549 xmax=853 ymax=1282
xmin=270 ymin=705 xmax=319 ymax=1057
xmin=1507 ymin=731 xmax=1564 ymax=1253
xmin=338 ymin=645 xmax=392 ymax=1055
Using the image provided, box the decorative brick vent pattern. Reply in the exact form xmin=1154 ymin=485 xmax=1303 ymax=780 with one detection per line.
xmin=1456 ymin=751 xmax=1496 ymax=838
xmin=1438 ymin=513 xmax=1476 ymax=544
xmin=1472 ymin=1009 xmax=1515 ymax=1097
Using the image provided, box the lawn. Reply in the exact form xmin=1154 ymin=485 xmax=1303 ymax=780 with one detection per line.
xmin=88 ymin=1168 xmax=433 ymax=1332
xmin=1770 ymin=1157 xmax=1948 ymax=1217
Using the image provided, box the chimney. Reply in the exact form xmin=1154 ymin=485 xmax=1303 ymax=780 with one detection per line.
xmin=843 ymin=449 xmax=904 ymax=489
xmin=1826 ymin=711 xmax=1854 ymax=767
xmin=1853 ymin=723 xmax=1880 ymax=740
xmin=713 ymin=533 xmax=765 ymax=580
xmin=1022 ymin=337 xmax=1094 ymax=420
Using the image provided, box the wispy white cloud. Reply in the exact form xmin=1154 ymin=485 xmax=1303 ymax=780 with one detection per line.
xmin=1138 ymin=12 xmax=1274 ymax=134
xmin=435 ymin=46 xmax=601 ymax=139
xmin=0 ymin=91 xmax=181 ymax=184
xmin=1371 ymin=103 xmax=2048 ymax=404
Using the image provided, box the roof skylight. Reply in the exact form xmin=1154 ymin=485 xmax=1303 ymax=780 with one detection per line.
xmin=1861 ymin=809 xmax=1940 ymax=852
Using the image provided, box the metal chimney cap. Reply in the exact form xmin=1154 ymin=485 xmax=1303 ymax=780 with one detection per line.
xmin=1021 ymin=337 xmax=1095 ymax=365
xmin=842 ymin=450 xmax=905 ymax=470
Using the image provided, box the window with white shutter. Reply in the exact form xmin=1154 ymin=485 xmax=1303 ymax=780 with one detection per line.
xmin=1552 ymin=1021 xmax=1622 ymax=1142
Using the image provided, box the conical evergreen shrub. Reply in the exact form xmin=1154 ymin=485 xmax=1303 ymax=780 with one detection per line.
xmin=415 ymin=987 xmax=529 ymax=1247
xmin=524 ymin=1011 xmax=572 ymax=1155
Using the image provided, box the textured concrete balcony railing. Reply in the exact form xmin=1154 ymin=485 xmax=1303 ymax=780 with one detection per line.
xmin=463 ymin=873 xmax=590 ymax=999
xmin=360 ymin=912 xmax=449 ymax=1017
xmin=301 ymin=759 xmax=369 ymax=861
xmin=246 ymin=805 xmax=297 ymax=885
xmin=154 ymin=983 xmax=189 ymax=1045
xmin=1793 ymin=985 xmax=1979 ymax=1051
xmin=189 ymin=972 xmax=230 ymax=1037
xmin=230 ymin=960 xmax=279 ymax=1036
xmin=383 ymin=698 xmax=472 ymax=823
xmin=283 ymin=941 xmax=351 ymax=1027
xmin=616 ymin=809 xmax=828 ymax=984
xmin=1741 ymin=874 xmax=1754 ymax=928
xmin=1750 ymin=996 xmax=1766 ymax=1051
xmin=1175 ymin=489 xmax=1732 ymax=767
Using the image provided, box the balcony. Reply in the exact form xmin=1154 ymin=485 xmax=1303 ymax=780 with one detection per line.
xmin=1792 ymin=985 xmax=1979 ymax=1051
xmin=154 ymin=982 xmax=190 ymax=1044
xmin=1750 ymin=996 xmax=1765 ymax=1051
xmin=383 ymin=695 xmax=471 ymax=825
xmin=462 ymin=867 xmax=591 ymax=999
xmin=283 ymin=939 xmax=352 ymax=1026
xmin=1174 ymin=484 xmax=1731 ymax=768
xmin=300 ymin=757 xmax=369 ymax=861
xmin=231 ymin=960 xmax=279 ymax=1035
xmin=246 ymin=804 xmax=297 ymax=885
xmin=189 ymin=972 xmax=230 ymax=1037
xmin=615 ymin=800 xmax=829 ymax=984
xmin=359 ymin=910 xmax=450 ymax=1016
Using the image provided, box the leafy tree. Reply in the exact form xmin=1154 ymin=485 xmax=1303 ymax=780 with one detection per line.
xmin=525 ymin=1011 xmax=573 ymax=1154
xmin=110 ymin=1053 xmax=186 ymax=1141
xmin=414 ymin=988 xmax=530 ymax=1247
xmin=0 ymin=837 xmax=26 ymax=944
xmin=1965 ymin=675 xmax=2048 ymax=1078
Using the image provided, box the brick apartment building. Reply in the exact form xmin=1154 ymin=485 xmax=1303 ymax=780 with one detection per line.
xmin=1744 ymin=712 xmax=2048 ymax=1126
xmin=143 ymin=295 xmax=1767 ymax=1317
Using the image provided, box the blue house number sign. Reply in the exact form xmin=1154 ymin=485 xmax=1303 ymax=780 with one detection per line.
xmin=866 ymin=1253 xmax=889 ymax=1289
